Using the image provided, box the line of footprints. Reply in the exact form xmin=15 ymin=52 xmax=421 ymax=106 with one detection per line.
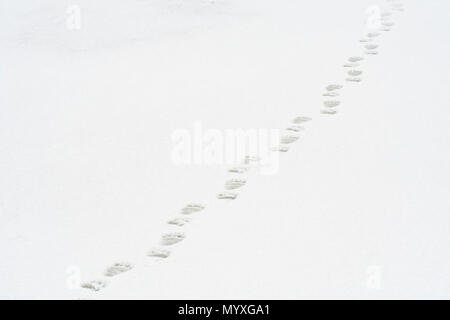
xmin=321 ymin=0 xmax=404 ymax=115
xmin=80 ymin=116 xmax=312 ymax=292
xmin=81 ymin=0 xmax=404 ymax=293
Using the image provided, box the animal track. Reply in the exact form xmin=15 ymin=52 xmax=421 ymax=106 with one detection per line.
xmin=168 ymin=216 xmax=191 ymax=226
xmin=323 ymin=92 xmax=339 ymax=97
xmin=292 ymin=116 xmax=312 ymax=124
xmin=280 ymin=135 xmax=299 ymax=144
xmin=181 ymin=203 xmax=205 ymax=214
xmin=81 ymin=279 xmax=108 ymax=292
xmin=104 ymin=262 xmax=133 ymax=277
xmin=324 ymin=100 xmax=340 ymax=108
xmin=225 ymin=179 xmax=246 ymax=190
xmin=161 ymin=232 xmax=186 ymax=245
xmin=217 ymin=192 xmax=238 ymax=200
xmin=148 ymin=248 xmax=171 ymax=258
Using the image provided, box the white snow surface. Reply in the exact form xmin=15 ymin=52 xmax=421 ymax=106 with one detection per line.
xmin=1 ymin=0 xmax=449 ymax=299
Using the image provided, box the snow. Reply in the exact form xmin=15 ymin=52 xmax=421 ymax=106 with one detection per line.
xmin=1 ymin=0 xmax=449 ymax=299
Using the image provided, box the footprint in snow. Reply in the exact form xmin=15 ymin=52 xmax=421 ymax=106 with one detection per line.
xmin=292 ymin=116 xmax=312 ymax=124
xmin=348 ymin=56 xmax=364 ymax=63
xmin=161 ymin=232 xmax=186 ymax=245
xmin=324 ymin=84 xmax=343 ymax=96
xmin=228 ymin=166 xmax=249 ymax=174
xmin=346 ymin=77 xmax=362 ymax=82
xmin=365 ymin=44 xmax=379 ymax=50
xmin=348 ymin=70 xmax=363 ymax=77
xmin=280 ymin=135 xmax=300 ymax=144
xmin=81 ymin=279 xmax=108 ymax=292
xmin=225 ymin=179 xmax=246 ymax=190
xmin=181 ymin=203 xmax=205 ymax=214
xmin=365 ymin=50 xmax=379 ymax=55
xmin=148 ymin=248 xmax=171 ymax=258
xmin=323 ymin=100 xmax=340 ymax=108
xmin=344 ymin=62 xmax=360 ymax=68
xmin=104 ymin=262 xmax=133 ymax=277
xmin=168 ymin=216 xmax=191 ymax=226
xmin=368 ymin=32 xmax=381 ymax=38
xmin=382 ymin=22 xmax=395 ymax=27
xmin=217 ymin=192 xmax=238 ymax=200
xmin=326 ymin=84 xmax=343 ymax=91
xmin=321 ymin=109 xmax=338 ymax=115
xmin=323 ymin=91 xmax=339 ymax=97
xmin=286 ymin=125 xmax=304 ymax=132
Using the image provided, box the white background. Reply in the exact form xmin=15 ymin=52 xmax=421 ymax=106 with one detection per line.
xmin=0 ymin=0 xmax=449 ymax=299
